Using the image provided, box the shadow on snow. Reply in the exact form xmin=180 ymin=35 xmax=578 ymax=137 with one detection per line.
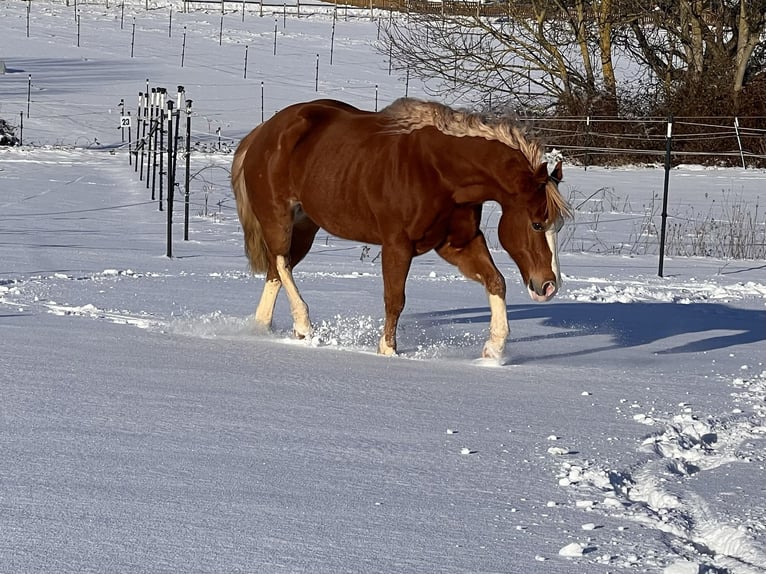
xmin=405 ymin=301 xmax=765 ymax=362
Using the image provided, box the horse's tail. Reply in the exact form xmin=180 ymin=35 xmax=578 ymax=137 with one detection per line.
xmin=231 ymin=128 xmax=270 ymax=274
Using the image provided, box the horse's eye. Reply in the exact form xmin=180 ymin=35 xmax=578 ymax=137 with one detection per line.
xmin=531 ymin=222 xmax=545 ymax=232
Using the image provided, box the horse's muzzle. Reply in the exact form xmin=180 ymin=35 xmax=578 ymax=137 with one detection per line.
xmin=528 ymin=279 xmax=557 ymax=302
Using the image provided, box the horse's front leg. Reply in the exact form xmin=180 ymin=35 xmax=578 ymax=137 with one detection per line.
xmin=378 ymin=242 xmax=414 ymax=355
xmin=436 ymin=234 xmax=508 ymax=359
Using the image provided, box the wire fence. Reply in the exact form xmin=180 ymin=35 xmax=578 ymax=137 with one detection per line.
xmin=4 ymin=0 xmax=764 ymax=266
xmin=523 ymin=115 xmax=766 ymax=169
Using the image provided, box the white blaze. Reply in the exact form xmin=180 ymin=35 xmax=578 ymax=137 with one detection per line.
xmin=545 ymin=227 xmax=561 ymax=291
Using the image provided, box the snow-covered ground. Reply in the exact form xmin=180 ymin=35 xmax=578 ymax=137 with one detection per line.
xmin=1 ymin=2 xmax=765 ymax=572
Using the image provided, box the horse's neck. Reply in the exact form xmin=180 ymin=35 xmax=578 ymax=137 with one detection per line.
xmin=440 ymin=143 xmax=526 ymax=206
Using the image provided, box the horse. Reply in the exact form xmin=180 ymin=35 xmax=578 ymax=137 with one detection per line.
xmin=231 ymin=98 xmax=571 ymax=359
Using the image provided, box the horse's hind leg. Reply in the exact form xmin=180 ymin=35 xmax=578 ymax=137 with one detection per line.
xmin=253 ymin=263 xmax=281 ymax=332
xmin=437 ymin=233 xmax=508 ymax=359
xmin=270 ymin=209 xmax=319 ymax=338
xmin=274 ymin=254 xmax=312 ymax=339
xmin=290 ymin=208 xmax=320 ymax=266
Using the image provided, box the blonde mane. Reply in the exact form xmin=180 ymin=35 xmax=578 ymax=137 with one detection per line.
xmin=382 ymin=98 xmax=543 ymax=167
xmin=381 ymin=98 xmax=571 ymax=220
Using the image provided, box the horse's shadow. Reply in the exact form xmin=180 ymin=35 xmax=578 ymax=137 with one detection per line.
xmin=405 ymin=301 xmax=765 ymax=363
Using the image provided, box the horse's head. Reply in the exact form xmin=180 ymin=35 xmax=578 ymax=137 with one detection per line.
xmin=498 ymin=161 xmax=569 ymax=302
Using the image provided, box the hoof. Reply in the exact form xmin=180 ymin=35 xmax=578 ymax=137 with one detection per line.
xmin=377 ymin=337 xmax=397 ymax=356
xmin=293 ymin=328 xmax=311 ymax=340
xmin=481 ymin=341 xmax=504 ymax=360
xmin=251 ymin=317 xmax=272 ymax=335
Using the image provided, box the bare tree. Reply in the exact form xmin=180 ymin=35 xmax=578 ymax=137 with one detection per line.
xmin=379 ymin=0 xmax=620 ymax=114
xmin=618 ymin=0 xmax=766 ymax=112
xmin=380 ymin=0 xmax=765 ymax=115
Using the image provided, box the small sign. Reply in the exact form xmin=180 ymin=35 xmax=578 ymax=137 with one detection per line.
xmin=120 ymin=116 xmax=131 ymax=128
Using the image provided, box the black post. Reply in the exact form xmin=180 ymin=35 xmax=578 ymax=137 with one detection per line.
xmin=146 ymin=88 xmax=156 ymax=188
xmin=27 ymin=74 xmax=31 ymax=117
xmin=26 ymin=1 xmax=30 ymax=37
xmin=151 ymin=89 xmax=164 ymax=200
xmin=184 ymin=99 xmax=192 ymax=241
xmin=330 ymin=9 xmax=336 ymax=65
xmin=19 ymin=111 xmax=24 ymax=146
xmin=127 ymin=111 xmax=132 ymax=167
xmin=119 ymin=98 xmax=125 ymax=142
xmin=244 ymin=45 xmax=248 ymax=79
xmin=405 ymin=67 xmax=409 ymax=97
xmin=130 ymin=18 xmax=135 ymax=57
xmin=158 ymin=101 xmax=165 ymax=210
xmin=135 ymin=92 xmax=143 ymax=173
xmin=139 ymin=90 xmax=148 ymax=181
xmin=315 ymin=53 xmax=319 ymax=91
xmin=181 ymin=27 xmax=187 ymax=67
xmin=658 ymin=115 xmax=673 ymax=278
xmin=166 ymin=101 xmax=176 ymax=258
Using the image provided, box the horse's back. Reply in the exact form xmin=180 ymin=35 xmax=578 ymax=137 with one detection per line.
xmin=237 ymin=99 xmax=460 ymax=247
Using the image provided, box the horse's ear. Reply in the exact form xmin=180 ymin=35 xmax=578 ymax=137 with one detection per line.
xmin=534 ymin=162 xmax=549 ymax=185
xmin=550 ymin=161 xmax=563 ymax=184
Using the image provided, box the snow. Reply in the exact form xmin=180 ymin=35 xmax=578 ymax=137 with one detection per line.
xmin=1 ymin=1 xmax=765 ymax=572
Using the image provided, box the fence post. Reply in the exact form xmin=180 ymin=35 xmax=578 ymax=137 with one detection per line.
xmin=166 ymin=100 xmax=176 ymax=258
xmin=734 ymin=117 xmax=746 ymax=169
xmin=181 ymin=27 xmax=187 ymax=67
xmin=146 ymin=87 xmax=156 ymax=188
xmin=658 ymin=115 xmax=673 ymax=278
xmin=584 ymin=116 xmax=591 ymax=171
xmin=119 ymin=98 xmax=125 ymax=143
xmin=136 ymin=92 xmax=143 ymax=174
xmin=184 ymin=99 xmax=193 ymax=241
xmin=127 ymin=110 xmax=132 ymax=167
xmin=158 ymin=89 xmax=165 ymax=211
xmin=330 ymin=9 xmax=336 ymax=65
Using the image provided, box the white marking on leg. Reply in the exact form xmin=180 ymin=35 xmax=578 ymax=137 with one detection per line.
xmin=378 ymin=335 xmax=396 ymax=356
xmin=483 ymin=292 xmax=509 ymax=359
xmin=253 ymin=278 xmax=281 ymax=331
xmin=275 ymin=255 xmax=311 ymax=338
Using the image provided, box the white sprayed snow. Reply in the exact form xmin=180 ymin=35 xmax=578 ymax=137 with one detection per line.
xmin=1 ymin=1 xmax=765 ymax=573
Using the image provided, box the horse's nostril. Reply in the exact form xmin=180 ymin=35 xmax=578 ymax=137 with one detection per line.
xmin=528 ymin=279 xmax=556 ymax=298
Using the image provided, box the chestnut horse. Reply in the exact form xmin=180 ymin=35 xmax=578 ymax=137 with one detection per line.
xmin=231 ymin=98 xmax=570 ymax=358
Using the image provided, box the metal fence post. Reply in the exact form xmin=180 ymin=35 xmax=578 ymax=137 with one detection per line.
xmin=658 ymin=115 xmax=673 ymax=278
xmin=166 ymin=101 xmax=176 ymax=258
xmin=184 ymin=99 xmax=192 ymax=241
